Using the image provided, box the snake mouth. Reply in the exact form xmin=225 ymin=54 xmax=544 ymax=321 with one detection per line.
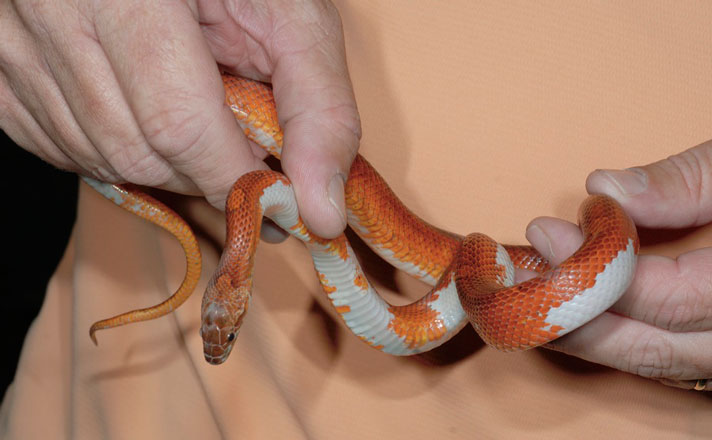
xmin=204 ymin=355 xmax=226 ymax=365
xmin=200 ymin=325 xmax=237 ymax=365
xmin=202 ymin=338 xmax=234 ymax=365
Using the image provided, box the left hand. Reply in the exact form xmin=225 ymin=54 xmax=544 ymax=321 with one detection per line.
xmin=0 ymin=0 xmax=360 ymax=239
xmin=526 ymin=140 xmax=712 ymax=391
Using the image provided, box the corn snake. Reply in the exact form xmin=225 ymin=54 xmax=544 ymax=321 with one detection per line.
xmin=85 ymin=73 xmax=639 ymax=365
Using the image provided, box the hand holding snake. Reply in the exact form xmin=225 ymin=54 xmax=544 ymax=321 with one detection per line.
xmin=527 ymin=141 xmax=712 ymax=391
xmin=0 ymin=0 xmax=358 ymax=239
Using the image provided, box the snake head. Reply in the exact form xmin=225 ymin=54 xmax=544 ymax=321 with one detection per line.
xmin=200 ymin=276 xmax=250 ymax=365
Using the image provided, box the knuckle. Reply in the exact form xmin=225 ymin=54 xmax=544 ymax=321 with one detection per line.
xmin=271 ymin=1 xmax=344 ymax=55
xmin=622 ymin=332 xmax=677 ymax=379
xmin=667 ymin=281 xmax=712 ymax=331
xmin=320 ymin=102 xmax=362 ymax=149
xmin=12 ymin=0 xmax=54 ymax=35
xmin=288 ymin=100 xmax=361 ymax=163
xmin=138 ymin=100 xmax=213 ymax=162
xmin=659 ymin=252 xmax=712 ymax=332
xmin=653 ymin=282 xmax=693 ymax=330
xmin=665 ymin=147 xmax=712 ymax=218
xmin=105 ymin=136 xmax=172 ymax=187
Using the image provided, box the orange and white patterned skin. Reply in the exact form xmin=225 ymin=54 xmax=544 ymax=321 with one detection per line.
xmin=86 ymin=73 xmax=639 ymax=365
xmin=82 ymin=178 xmax=202 ymax=344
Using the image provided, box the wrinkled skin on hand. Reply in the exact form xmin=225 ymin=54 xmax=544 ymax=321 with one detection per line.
xmin=0 ymin=0 xmax=360 ymax=239
xmin=527 ymin=140 xmax=712 ymax=391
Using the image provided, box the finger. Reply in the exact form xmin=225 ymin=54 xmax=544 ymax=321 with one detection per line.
xmin=1 ymin=0 xmax=113 ymax=177
xmin=268 ymin=1 xmax=361 ymax=238
xmin=517 ymin=217 xmax=582 ymax=283
xmin=586 ymin=140 xmax=712 ymax=228
xmin=525 ymin=217 xmax=583 ymax=266
xmin=528 ymin=217 xmax=712 ymax=333
xmin=546 ymin=311 xmax=712 ymax=381
xmin=195 ymin=0 xmax=272 ymax=81
xmin=93 ymin=0 xmax=267 ymax=208
xmin=612 ymin=249 xmax=712 ymax=333
xmin=0 ymin=70 xmax=79 ymax=170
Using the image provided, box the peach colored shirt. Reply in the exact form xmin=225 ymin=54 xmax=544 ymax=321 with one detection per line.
xmin=3 ymin=2 xmax=711 ymax=438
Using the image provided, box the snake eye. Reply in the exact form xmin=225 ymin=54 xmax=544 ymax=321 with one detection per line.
xmin=226 ymin=332 xmax=236 ymax=342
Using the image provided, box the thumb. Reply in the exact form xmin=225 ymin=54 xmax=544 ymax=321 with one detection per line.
xmin=586 ymin=140 xmax=712 ymax=228
xmin=269 ymin=3 xmax=360 ymax=239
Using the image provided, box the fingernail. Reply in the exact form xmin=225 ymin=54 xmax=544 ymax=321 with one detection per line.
xmin=526 ymin=224 xmax=555 ymax=260
xmin=598 ymin=168 xmax=648 ymax=196
xmin=327 ymin=173 xmax=347 ymax=228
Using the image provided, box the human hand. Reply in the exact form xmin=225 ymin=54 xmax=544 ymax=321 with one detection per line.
xmin=0 ymin=0 xmax=360 ymax=238
xmin=526 ymin=140 xmax=712 ymax=391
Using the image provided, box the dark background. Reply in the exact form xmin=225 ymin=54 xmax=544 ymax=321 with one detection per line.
xmin=0 ymin=132 xmax=77 ymax=398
